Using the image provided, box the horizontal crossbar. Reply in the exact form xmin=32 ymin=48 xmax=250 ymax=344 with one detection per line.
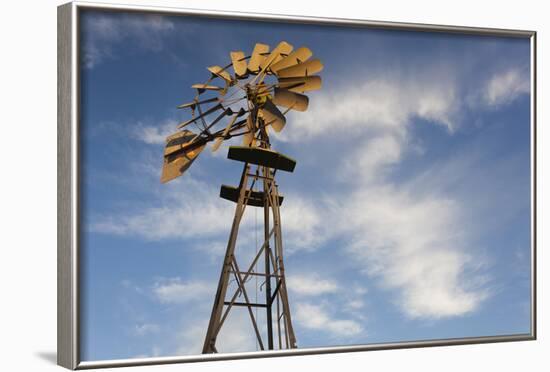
xmin=224 ymin=301 xmax=267 ymax=308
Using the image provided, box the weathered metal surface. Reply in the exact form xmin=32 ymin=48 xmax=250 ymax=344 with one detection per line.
xmin=227 ymin=146 xmax=297 ymax=173
xmin=219 ymin=184 xmax=284 ymax=207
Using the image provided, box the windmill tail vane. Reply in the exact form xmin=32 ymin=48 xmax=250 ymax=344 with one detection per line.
xmin=160 ymin=41 xmax=323 ymax=353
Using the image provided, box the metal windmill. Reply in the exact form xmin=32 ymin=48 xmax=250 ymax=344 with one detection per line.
xmin=160 ymin=41 xmax=322 ymax=353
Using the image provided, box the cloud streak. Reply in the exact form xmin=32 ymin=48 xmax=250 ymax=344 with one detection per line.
xmin=483 ymin=68 xmax=530 ymax=107
xmin=280 ymin=73 xmax=459 ymax=143
xmin=337 ymin=184 xmax=490 ymax=318
xmin=133 ymin=120 xmax=178 ymax=145
xmin=81 ymin=13 xmax=175 ymax=68
xmin=287 ymin=274 xmax=339 ymax=296
xmin=152 ymin=278 xmax=213 ymax=304
xmin=275 ymin=70 xmax=508 ymax=319
xmin=294 ymin=302 xmax=363 ymax=337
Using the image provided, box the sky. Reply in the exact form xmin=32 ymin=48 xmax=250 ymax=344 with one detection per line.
xmin=78 ymin=9 xmax=532 ymax=362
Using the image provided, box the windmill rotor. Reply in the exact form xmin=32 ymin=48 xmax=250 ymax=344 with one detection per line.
xmin=161 ymin=41 xmax=323 ymax=184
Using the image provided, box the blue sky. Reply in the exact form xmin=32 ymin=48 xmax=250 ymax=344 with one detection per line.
xmin=79 ymin=9 xmax=532 ymax=361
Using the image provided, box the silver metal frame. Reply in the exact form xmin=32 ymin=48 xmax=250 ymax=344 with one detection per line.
xmin=57 ymin=1 xmax=537 ymax=369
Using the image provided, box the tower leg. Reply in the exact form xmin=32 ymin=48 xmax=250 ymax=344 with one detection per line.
xmin=263 ymin=166 xmax=274 ymax=350
xmin=266 ymin=172 xmax=297 ymax=348
xmin=202 ymin=164 xmax=250 ymax=354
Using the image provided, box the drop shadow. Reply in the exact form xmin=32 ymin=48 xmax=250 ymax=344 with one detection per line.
xmin=36 ymin=351 xmax=57 ymax=365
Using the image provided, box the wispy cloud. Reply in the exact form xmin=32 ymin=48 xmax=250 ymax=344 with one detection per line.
xmin=133 ymin=120 xmax=178 ymax=145
xmin=144 ymin=277 xmax=262 ymax=354
xmin=81 ymin=13 xmax=175 ymax=68
xmin=152 ymin=278 xmax=212 ymax=304
xmin=337 ymin=184 xmax=490 ymax=319
xmin=90 ymin=167 xmax=326 ymax=255
xmin=301 ymin=74 xmax=494 ymax=319
xmin=483 ymin=68 xmax=530 ymax=107
xmin=175 ymin=312 xmax=261 ymax=355
xmin=279 ymin=73 xmax=459 ymax=143
xmin=277 ymin=65 xmax=522 ymax=319
xmin=90 ymin=175 xmax=235 ymax=240
xmin=287 ymin=274 xmax=339 ymax=296
xmin=294 ymin=302 xmax=363 ymax=337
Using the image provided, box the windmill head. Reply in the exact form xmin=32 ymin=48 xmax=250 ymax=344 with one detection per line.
xmin=160 ymin=41 xmax=323 ymax=184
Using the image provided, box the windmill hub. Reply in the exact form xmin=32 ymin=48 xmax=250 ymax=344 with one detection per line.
xmin=160 ymin=41 xmax=323 ymax=353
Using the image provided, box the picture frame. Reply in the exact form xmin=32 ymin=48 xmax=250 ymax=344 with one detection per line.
xmin=57 ymin=1 xmax=537 ymax=369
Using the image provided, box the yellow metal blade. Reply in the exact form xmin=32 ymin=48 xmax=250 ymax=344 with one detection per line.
xmin=270 ymin=46 xmax=313 ymax=73
xmin=259 ymin=99 xmax=286 ymax=132
xmin=276 ymin=59 xmax=324 ymax=78
xmin=272 ymin=88 xmax=309 ymax=112
xmin=161 ymin=145 xmax=205 ymax=183
xmin=277 ymin=75 xmax=322 ymax=93
xmin=207 ymin=65 xmax=232 ymax=83
xmin=161 ymin=130 xmax=205 ymax=183
xmin=248 ymin=43 xmax=270 ymax=73
xmin=259 ymin=41 xmax=293 ymax=72
xmin=230 ymin=51 xmax=248 ymax=77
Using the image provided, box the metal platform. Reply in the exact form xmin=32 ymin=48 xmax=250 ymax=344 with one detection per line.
xmin=227 ymin=146 xmax=296 ymax=173
xmin=220 ymin=185 xmax=284 ymax=207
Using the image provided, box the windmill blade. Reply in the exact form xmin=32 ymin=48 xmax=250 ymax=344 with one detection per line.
xmin=212 ymin=114 xmax=240 ymax=153
xmin=161 ymin=150 xmax=203 ymax=183
xmin=270 ymin=47 xmax=313 ymax=73
xmin=207 ymin=66 xmax=232 ymax=83
xmin=191 ymin=83 xmax=224 ymax=92
xmin=163 ymin=129 xmax=202 ymax=157
xmin=162 ymin=130 xmax=208 ymax=183
xmin=230 ymin=51 xmax=248 ymax=78
xmin=177 ymin=97 xmax=219 ymax=109
xmin=272 ymin=88 xmax=309 ymax=112
xmin=276 ymin=59 xmax=324 ymax=78
xmin=177 ymin=103 xmax=224 ymax=129
xmin=259 ymin=99 xmax=286 ymax=132
xmin=248 ymin=43 xmax=270 ymax=73
xmin=277 ymin=76 xmax=322 ymax=93
xmin=161 ymin=143 xmax=206 ymax=183
xmin=243 ymin=115 xmax=257 ymax=147
xmin=259 ymin=41 xmax=294 ymax=72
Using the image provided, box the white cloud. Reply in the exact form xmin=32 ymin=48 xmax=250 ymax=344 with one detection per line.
xmin=152 ymin=278 xmax=212 ymax=304
xmin=176 ymin=312 xmax=259 ymax=355
xmin=287 ymin=274 xmax=339 ymax=296
xmin=345 ymin=299 xmax=365 ymax=311
xmin=90 ymin=167 xmax=326 ymax=256
xmin=133 ymin=120 xmax=177 ymax=145
xmin=278 ymin=197 xmax=327 ymax=253
xmin=90 ymin=176 xmax=236 ymax=240
xmin=294 ymin=302 xmax=363 ymax=337
xmin=337 ymin=185 xmax=490 ymax=319
xmin=175 ymin=321 xmax=206 ymax=355
xmin=82 ymin=13 xmax=175 ymax=68
xmin=483 ymin=68 xmax=530 ymax=107
xmin=280 ymin=75 xmax=458 ymax=143
xmin=348 ymin=134 xmax=403 ymax=182
xmin=276 ymin=70 xmax=497 ymax=319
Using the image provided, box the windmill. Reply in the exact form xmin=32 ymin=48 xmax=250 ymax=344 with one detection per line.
xmin=160 ymin=41 xmax=323 ymax=353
